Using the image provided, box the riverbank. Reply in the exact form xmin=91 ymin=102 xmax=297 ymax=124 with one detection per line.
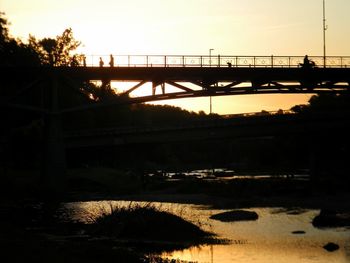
xmin=2 ymin=167 xmax=350 ymax=218
xmin=62 ymin=170 xmax=350 ymax=212
xmin=1 ymin=191 xmax=349 ymax=263
xmin=1 ymin=168 xmax=349 ymax=262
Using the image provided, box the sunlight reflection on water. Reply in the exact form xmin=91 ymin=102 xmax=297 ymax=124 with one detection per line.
xmin=65 ymin=201 xmax=350 ymax=263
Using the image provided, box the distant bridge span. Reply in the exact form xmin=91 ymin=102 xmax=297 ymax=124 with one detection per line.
xmin=65 ymin=111 xmax=350 ymax=148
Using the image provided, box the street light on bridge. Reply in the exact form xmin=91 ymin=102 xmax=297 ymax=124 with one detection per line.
xmin=209 ymin=48 xmax=214 ymax=67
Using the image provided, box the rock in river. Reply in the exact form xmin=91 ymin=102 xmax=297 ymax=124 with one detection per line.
xmin=291 ymin=230 xmax=306 ymax=235
xmin=323 ymin=242 xmax=340 ymax=252
xmin=312 ymin=209 xmax=350 ymax=228
xmin=210 ymin=210 xmax=258 ymax=222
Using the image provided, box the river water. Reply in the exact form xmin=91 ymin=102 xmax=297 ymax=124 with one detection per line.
xmin=65 ymin=201 xmax=350 ymax=263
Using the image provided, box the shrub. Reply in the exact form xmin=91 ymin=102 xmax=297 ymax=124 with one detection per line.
xmin=90 ymin=203 xmax=212 ymax=242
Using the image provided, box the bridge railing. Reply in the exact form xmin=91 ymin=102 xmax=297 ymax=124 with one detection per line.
xmin=84 ymin=55 xmax=350 ymax=68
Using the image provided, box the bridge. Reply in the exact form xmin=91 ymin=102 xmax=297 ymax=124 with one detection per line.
xmin=1 ymin=54 xmax=350 ymax=194
xmin=2 ymin=55 xmax=350 ymax=114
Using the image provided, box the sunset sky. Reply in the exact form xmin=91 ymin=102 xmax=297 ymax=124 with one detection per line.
xmin=2 ymin=0 xmax=350 ymax=114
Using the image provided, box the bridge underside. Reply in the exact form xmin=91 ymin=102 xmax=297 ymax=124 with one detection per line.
xmin=70 ymin=66 xmax=350 ymax=111
xmin=121 ymin=78 xmax=349 ymax=104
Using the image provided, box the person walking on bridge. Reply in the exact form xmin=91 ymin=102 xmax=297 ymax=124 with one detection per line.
xmin=99 ymin=57 xmax=104 ymax=67
xmin=109 ymin=54 xmax=114 ymax=67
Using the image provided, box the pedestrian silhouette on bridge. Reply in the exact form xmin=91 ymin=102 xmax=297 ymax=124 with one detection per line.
xmin=99 ymin=57 xmax=104 ymax=67
xmin=109 ymin=54 xmax=114 ymax=67
xmin=83 ymin=55 xmax=87 ymax=67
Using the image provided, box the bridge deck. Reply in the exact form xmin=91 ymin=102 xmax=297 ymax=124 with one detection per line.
xmin=4 ymin=66 xmax=350 ymax=83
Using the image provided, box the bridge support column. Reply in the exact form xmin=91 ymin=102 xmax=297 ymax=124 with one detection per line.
xmin=42 ymin=113 xmax=66 ymax=196
xmin=41 ymin=74 xmax=66 ymax=199
xmin=152 ymin=81 xmax=165 ymax=95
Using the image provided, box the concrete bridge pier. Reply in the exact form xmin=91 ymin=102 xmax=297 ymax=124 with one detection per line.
xmin=41 ymin=74 xmax=66 ymax=199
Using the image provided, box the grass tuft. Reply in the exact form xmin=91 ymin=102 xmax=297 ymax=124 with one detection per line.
xmin=90 ymin=202 xmax=213 ymax=243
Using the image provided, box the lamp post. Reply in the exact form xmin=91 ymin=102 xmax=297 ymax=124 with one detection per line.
xmin=323 ymin=0 xmax=327 ymax=68
xmin=209 ymin=49 xmax=214 ymax=114
xmin=209 ymin=48 xmax=214 ymax=67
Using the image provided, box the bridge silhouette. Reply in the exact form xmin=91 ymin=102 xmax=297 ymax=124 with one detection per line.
xmin=3 ymin=55 xmax=350 ymax=114
xmin=2 ymin=54 xmax=350 ymax=194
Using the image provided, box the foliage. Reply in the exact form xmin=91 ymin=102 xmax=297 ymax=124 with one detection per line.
xmin=91 ymin=202 xmax=212 ymax=242
xmin=0 ymin=12 xmax=41 ymax=66
xmin=28 ymin=28 xmax=82 ymax=66
xmin=290 ymin=104 xmax=308 ymax=114
xmin=291 ymin=93 xmax=350 ymax=114
xmin=0 ymin=11 xmax=10 ymax=43
xmin=308 ymin=93 xmax=350 ymax=111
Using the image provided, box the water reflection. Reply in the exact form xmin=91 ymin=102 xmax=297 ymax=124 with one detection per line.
xmin=65 ymin=201 xmax=350 ymax=263
xmin=147 ymin=168 xmax=309 ymax=181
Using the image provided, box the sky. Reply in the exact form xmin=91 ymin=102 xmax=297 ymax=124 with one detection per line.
xmin=1 ymin=0 xmax=350 ymax=114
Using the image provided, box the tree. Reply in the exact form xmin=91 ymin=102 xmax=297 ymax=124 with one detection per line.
xmin=0 ymin=12 xmax=40 ymax=66
xmin=28 ymin=28 xmax=82 ymax=66
xmin=291 ymin=94 xmax=350 ymax=114
xmin=0 ymin=11 xmax=10 ymax=44
xmin=290 ymin=104 xmax=307 ymax=114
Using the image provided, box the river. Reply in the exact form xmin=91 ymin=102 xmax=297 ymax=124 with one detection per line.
xmin=65 ymin=200 xmax=350 ymax=263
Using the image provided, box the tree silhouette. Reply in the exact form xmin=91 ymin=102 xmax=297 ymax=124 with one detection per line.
xmin=0 ymin=12 xmax=10 ymax=43
xmin=0 ymin=12 xmax=40 ymax=66
xmin=291 ymin=94 xmax=350 ymax=114
xmin=28 ymin=28 xmax=81 ymax=66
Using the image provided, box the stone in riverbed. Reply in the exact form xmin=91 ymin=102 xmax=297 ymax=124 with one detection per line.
xmin=210 ymin=210 xmax=258 ymax=222
xmin=291 ymin=230 xmax=306 ymax=234
xmin=323 ymin=242 xmax=339 ymax=252
xmin=312 ymin=209 xmax=350 ymax=228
